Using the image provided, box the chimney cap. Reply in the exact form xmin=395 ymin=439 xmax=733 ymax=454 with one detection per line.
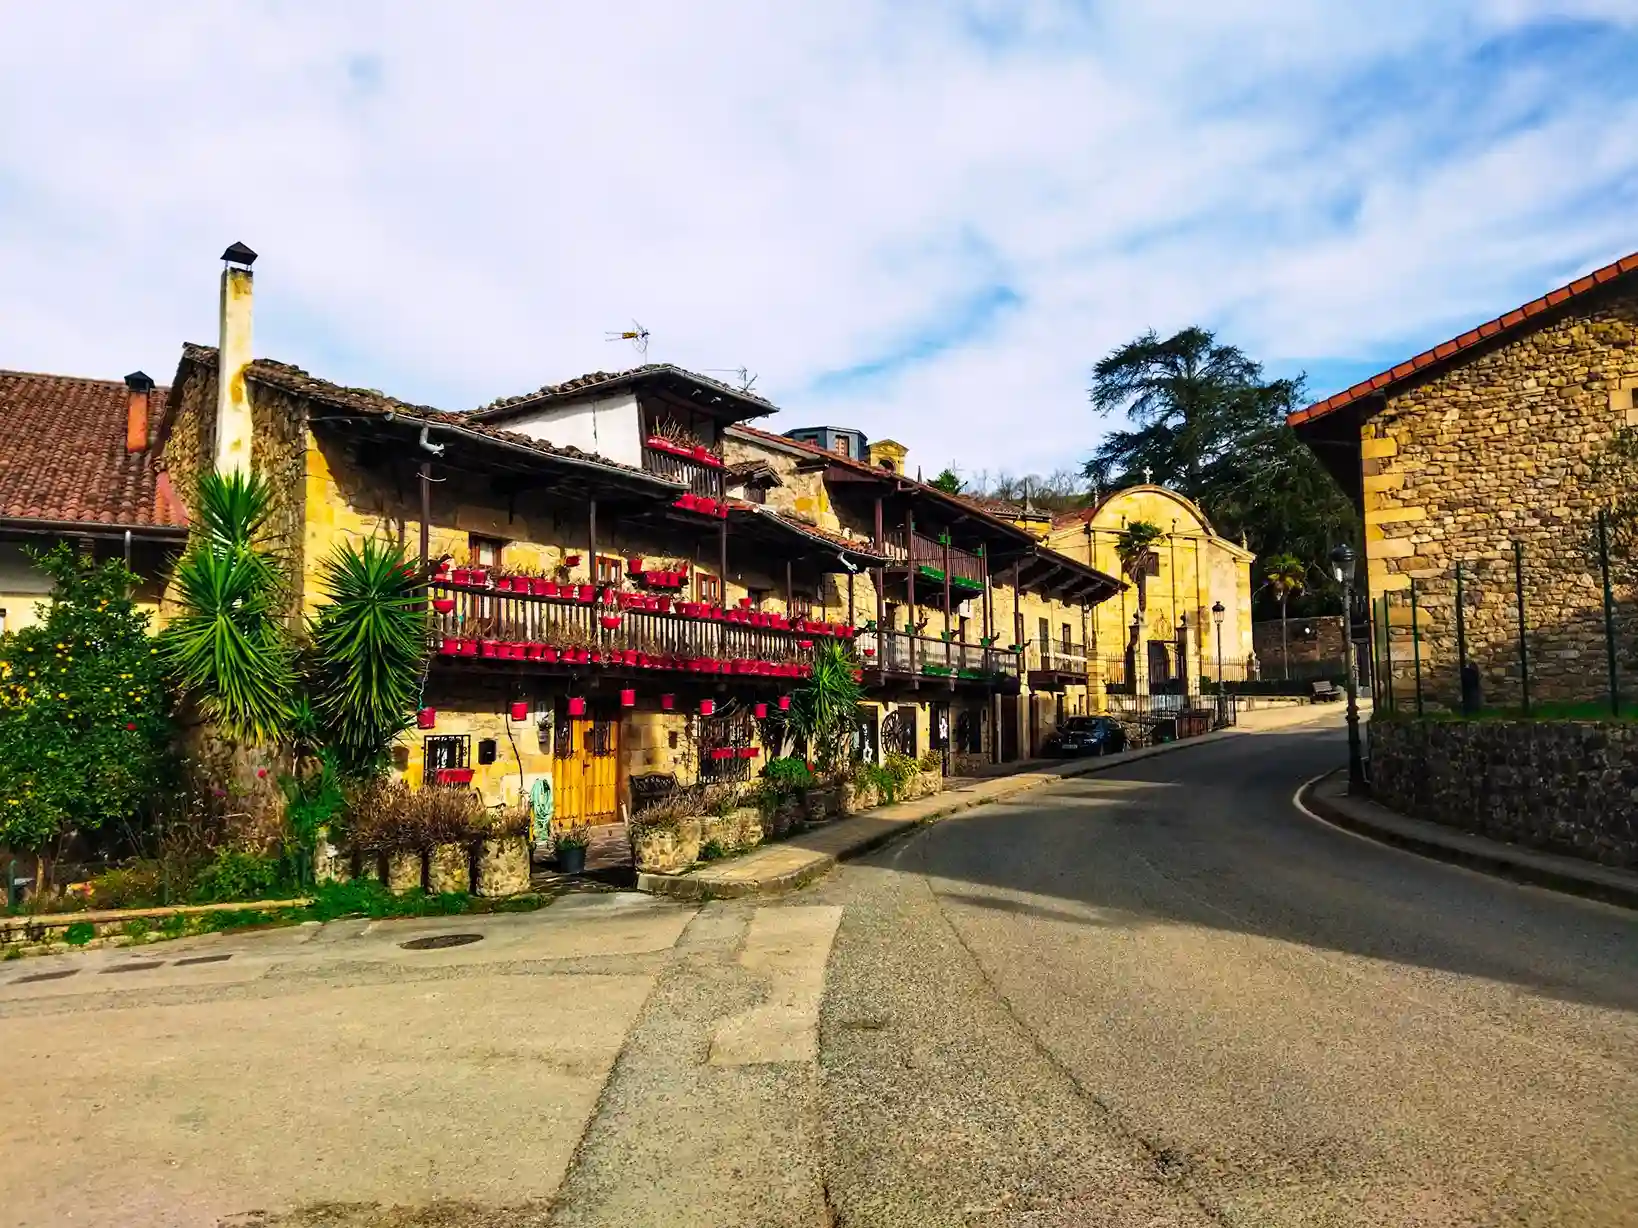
xmin=220 ymin=241 xmax=258 ymax=267
xmin=124 ymin=370 xmax=154 ymax=392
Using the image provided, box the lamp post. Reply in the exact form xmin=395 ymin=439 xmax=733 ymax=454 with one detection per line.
xmin=1211 ymin=601 xmax=1225 ymax=726
xmin=1330 ymin=543 xmax=1364 ymax=793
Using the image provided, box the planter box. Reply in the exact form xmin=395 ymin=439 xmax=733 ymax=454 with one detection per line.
xmin=427 ymin=842 xmax=471 ymax=894
xmin=435 ymin=767 xmax=474 ymax=785
xmin=841 ymin=782 xmax=878 ymax=814
xmin=803 ymin=785 xmax=844 ymax=825
xmin=632 ymin=817 xmax=701 ymax=874
xmin=385 ymin=849 xmax=424 ymax=893
xmin=474 ymin=835 xmax=530 ymax=897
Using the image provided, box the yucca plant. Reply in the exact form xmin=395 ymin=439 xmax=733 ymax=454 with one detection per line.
xmin=1262 ymin=552 xmax=1307 ymax=682
xmin=309 ymin=537 xmax=429 ymax=775
xmin=161 ymin=471 xmax=295 ymax=743
xmin=1114 ymin=520 xmax=1166 ymax=609
xmin=789 ymin=640 xmax=862 ymax=774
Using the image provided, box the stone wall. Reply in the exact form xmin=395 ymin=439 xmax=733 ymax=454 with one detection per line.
xmin=1369 ymin=718 xmax=1638 ymax=868
xmin=1363 ymin=282 xmax=1638 ymax=705
xmin=1252 ymin=615 xmax=1346 ymax=673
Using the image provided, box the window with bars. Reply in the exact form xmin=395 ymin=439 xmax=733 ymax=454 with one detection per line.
xmin=695 ymin=571 xmax=722 ymax=603
xmin=424 ymin=735 xmax=471 ymax=772
xmin=595 ymin=555 xmax=624 ymax=585
xmin=699 ymin=712 xmax=753 ymax=783
xmin=469 ymin=534 xmax=505 ymax=568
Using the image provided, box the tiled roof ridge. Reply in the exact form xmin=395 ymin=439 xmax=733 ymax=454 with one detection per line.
xmin=0 ymin=366 xmax=170 ymax=391
xmin=476 ymin=362 xmax=776 ymax=415
xmin=1290 ymin=248 xmax=1638 ymax=427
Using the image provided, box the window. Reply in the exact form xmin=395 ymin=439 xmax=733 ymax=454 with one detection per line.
xmin=595 ymin=554 xmax=624 ymax=585
xmin=745 ymin=484 xmax=766 ymax=504
xmin=1061 ymin=622 xmax=1073 ymax=652
xmin=424 ymin=735 xmax=471 ymax=773
xmin=833 ymin=436 xmax=852 ymax=458
xmin=695 ymin=571 xmax=721 ymax=603
xmin=958 ymin=615 xmax=970 ymax=643
xmin=1142 ymin=553 xmax=1160 ymax=577
xmin=1038 ymin=617 xmax=1051 ymax=648
xmin=469 ymin=534 xmax=505 ymax=568
xmin=747 ymin=587 xmax=771 ymax=609
xmin=789 ymin=593 xmax=813 ymax=620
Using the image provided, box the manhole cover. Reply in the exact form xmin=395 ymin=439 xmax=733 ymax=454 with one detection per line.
xmin=100 ymin=961 xmax=164 ymax=974
xmin=175 ymin=954 xmax=233 ymax=966
xmin=399 ymin=933 xmax=484 ymax=951
xmin=13 ymin=968 xmax=78 ymax=984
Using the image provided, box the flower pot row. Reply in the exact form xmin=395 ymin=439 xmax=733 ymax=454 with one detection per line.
xmin=626 ymin=559 xmax=687 ymax=589
xmin=708 ymin=746 xmax=761 ymax=761
xmin=645 ymin=436 xmax=724 ymax=468
xmin=435 ymin=637 xmax=813 ymax=677
xmin=674 ymin=492 xmax=730 ymax=518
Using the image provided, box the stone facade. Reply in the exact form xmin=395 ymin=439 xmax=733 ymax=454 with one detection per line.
xmin=1370 ymin=718 xmax=1638 ymax=869
xmin=1356 ymin=281 xmax=1638 ymax=705
xmin=1251 ymin=615 xmax=1347 ymax=677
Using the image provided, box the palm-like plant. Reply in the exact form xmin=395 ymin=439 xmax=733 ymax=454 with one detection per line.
xmin=1114 ymin=520 xmax=1166 ymax=609
xmin=789 ymin=640 xmax=863 ymax=774
xmin=161 ymin=471 xmax=295 ymax=743
xmin=309 ymin=538 xmax=429 ymax=775
xmin=1262 ymin=552 xmax=1307 ymax=681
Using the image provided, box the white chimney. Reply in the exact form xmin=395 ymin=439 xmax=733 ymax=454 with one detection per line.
xmin=215 ymin=241 xmax=257 ymax=474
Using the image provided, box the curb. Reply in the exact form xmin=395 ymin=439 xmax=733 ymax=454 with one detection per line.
xmin=637 ymin=723 xmax=1275 ymax=901
xmin=1296 ymin=771 xmax=1638 ymax=913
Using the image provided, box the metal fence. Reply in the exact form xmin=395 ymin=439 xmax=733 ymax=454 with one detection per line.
xmin=1369 ymin=513 xmax=1629 ymax=717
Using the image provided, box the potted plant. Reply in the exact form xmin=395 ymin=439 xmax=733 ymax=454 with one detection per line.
xmin=554 ymin=824 xmax=591 ymax=875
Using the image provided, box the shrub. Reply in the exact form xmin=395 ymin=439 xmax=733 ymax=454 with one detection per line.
xmin=89 ymin=862 xmax=167 ymax=910
xmin=762 ymin=757 xmax=816 ymax=796
xmin=64 ymin=922 xmax=95 ymax=946
xmin=0 ymin=545 xmax=174 ymax=870
xmin=883 ymin=753 xmax=920 ymax=798
xmin=699 ymin=839 xmax=728 ymax=861
xmin=189 ymin=848 xmax=287 ymax=904
xmin=918 ymin=750 xmax=943 ymax=773
xmin=346 ymin=781 xmax=487 ymax=850
xmin=629 ymin=793 xmax=705 ymax=833
xmin=851 ymin=761 xmax=896 ymax=801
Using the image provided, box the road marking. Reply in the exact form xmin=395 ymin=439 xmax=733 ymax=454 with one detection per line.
xmin=709 ymin=905 xmax=843 ymax=1066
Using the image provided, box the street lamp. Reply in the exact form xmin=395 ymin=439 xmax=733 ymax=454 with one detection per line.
xmin=1330 ymin=543 xmax=1364 ymax=793
xmin=1211 ymin=601 xmax=1225 ymax=724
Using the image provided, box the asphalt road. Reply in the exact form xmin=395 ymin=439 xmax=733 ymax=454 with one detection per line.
xmin=816 ymin=723 xmax=1638 ymax=1227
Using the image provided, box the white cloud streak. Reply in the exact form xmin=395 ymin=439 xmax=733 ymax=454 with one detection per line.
xmin=1 ymin=1 xmax=1634 ymax=477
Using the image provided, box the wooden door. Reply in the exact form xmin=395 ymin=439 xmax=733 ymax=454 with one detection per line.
xmin=999 ymin=694 xmax=1020 ymax=761
xmin=554 ymin=709 xmax=620 ymax=827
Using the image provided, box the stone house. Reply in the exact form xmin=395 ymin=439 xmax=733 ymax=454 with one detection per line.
xmin=720 ymin=425 xmax=1124 ymax=765
xmin=1044 ymin=486 xmax=1255 ymax=696
xmin=0 ymin=368 xmax=188 ymax=633
xmin=1290 ymin=249 xmax=1638 ymax=705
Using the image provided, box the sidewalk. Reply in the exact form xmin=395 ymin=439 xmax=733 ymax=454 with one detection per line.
xmin=1299 ymin=770 xmax=1638 ymax=912
xmin=639 ymin=703 xmax=1348 ymax=901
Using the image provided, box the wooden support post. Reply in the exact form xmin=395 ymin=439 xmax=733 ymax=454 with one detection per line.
xmin=418 ymin=462 xmax=431 ymax=565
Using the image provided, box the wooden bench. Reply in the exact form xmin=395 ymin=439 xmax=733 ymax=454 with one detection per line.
xmin=629 ymin=773 xmax=681 ymax=810
xmin=1311 ymin=680 xmax=1341 ymax=703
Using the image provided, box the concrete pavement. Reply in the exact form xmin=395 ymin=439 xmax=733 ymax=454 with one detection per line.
xmin=813 ymin=722 xmax=1638 ymax=1225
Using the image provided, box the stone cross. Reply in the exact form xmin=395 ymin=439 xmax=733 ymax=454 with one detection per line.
xmin=1142 ymin=466 xmax=1153 ymax=485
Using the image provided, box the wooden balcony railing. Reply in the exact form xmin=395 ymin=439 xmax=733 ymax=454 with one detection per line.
xmin=856 ymin=629 xmax=1019 ymax=683
xmin=426 ymin=581 xmax=844 ymax=676
xmin=642 ymin=440 xmax=725 ymax=498
xmin=1027 ymin=642 xmax=1089 ymax=674
xmin=881 ymin=529 xmax=985 ymax=587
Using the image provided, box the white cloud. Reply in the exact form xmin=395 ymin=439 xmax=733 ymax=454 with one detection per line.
xmin=1 ymin=1 xmax=1634 ymax=479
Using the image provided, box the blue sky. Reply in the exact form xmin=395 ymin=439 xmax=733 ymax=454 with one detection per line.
xmin=2 ymin=1 xmax=1636 ymax=484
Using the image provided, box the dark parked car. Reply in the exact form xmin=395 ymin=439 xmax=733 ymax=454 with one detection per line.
xmin=1041 ymin=715 xmax=1126 ymax=758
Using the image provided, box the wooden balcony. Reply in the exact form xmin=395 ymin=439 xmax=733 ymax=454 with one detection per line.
xmin=426 ymin=580 xmax=847 ymax=682
xmin=857 ymin=629 xmax=1020 ymax=690
xmin=1026 ymin=641 xmax=1089 ymax=691
xmin=641 ymin=439 xmax=725 ymax=499
xmin=881 ymin=529 xmax=985 ymax=591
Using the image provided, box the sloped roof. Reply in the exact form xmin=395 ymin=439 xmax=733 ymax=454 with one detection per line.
xmin=178 ymin=344 xmax=675 ymax=489
xmin=1289 ymin=249 xmax=1638 ymax=427
xmin=0 ymin=369 xmax=185 ymax=530
xmin=472 ymin=363 xmax=776 ymax=421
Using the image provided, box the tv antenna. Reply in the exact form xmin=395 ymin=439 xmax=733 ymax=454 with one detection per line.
xmin=605 ymin=320 xmax=650 ymax=357
xmin=705 ymin=366 xmax=758 ymax=394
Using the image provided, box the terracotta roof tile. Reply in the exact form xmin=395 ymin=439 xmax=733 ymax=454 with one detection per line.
xmin=179 ymin=344 xmax=672 ymax=486
xmin=0 ymin=369 xmax=182 ymax=528
xmin=1290 ymin=249 xmax=1638 ymax=427
xmin=473 ymin=363 xmax=775 ymax=419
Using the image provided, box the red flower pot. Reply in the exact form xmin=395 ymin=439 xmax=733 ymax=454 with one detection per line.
xmin=440 ymin=636 xmax=459 ymax=655
xmin=435 ymin=767 xmax=474 ymax=786
xmin=542 ymin=646 xmax=561 ymax=663
xmin=739 ymin=597 xmax=753 ymax=609
xmin=620 ymin=688 xmax=636 ymax=707
xmin=531 ymin=578 xmax=551 ymax=596
xmin=564 ymin=554 xmax=581 ymax=566
xmin=480 ymin=640 xmax=500 ymax=658
xmin=577 ymin=584 xmax=596 ymax=602
xmin=628 ymin=556 xmax=644 ymax=572
xmin=778 ymin=696 xmax=792 ymax=711
xmin=417 ymin=708 xmax=436 ymax=729
xmin=510 ymin=701 xmax=529 ymax=720
xmin=737 ymin=746 xmax=759 ymax=759
xmin=710 ymin=747 xmax=733 ymax=761
xmin=600 ymin=615 xmax=622 ymax=630
xmin=470 ymin=568 xmax=489 ymax=585
xmin=753 ymin=702 xmax=768 ymax=719
xmin=458 ymin=638 xmax=477 ymax=656
xmin=526 ymin=643 xmax=545 ymax=661
xmin=700 ymin=699 xmax=715 ymax=716
xmin=601 ymin=586 xmax=616 ymax=604
xmin=656 ymin=596 xmax=671 ymax=613
xmin=451 ymin=568 xmax=471 ymax=585
xmin=495 ymin=576 xmax=513 ymax=592
xmin=567 ymin=697 xmax=586 ymax=716
xmin=660 ymin=694 xmax=675 ymax=710
xmin=432 ymin=597 xmax=455 ymax=614
xmin=798 ymin=639 xmax=813 ymax=650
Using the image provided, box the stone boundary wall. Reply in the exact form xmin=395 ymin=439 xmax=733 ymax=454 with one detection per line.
xmin=1369 ymin=718 xmax=1638 ymax=868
